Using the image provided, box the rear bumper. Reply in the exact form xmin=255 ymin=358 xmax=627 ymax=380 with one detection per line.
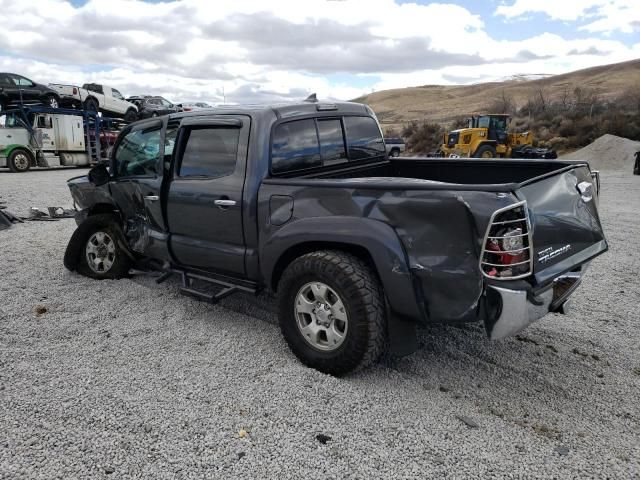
xmin=484 ymin=263 xmax=587 ymax=340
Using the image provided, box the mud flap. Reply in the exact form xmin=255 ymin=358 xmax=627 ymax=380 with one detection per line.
xmin=388 ymin=313 xmax=419 ymax=357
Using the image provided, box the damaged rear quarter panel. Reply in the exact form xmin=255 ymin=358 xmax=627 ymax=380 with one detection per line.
xmin=260 ymin=180 xmax=517 ymax=324
xmin=368 ymin=188 xmax=516 ymax=323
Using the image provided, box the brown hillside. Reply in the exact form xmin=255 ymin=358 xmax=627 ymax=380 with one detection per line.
xmin=354 ymin=59 xmax=640 ymax=128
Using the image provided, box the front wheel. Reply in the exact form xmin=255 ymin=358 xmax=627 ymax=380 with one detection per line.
xmin=45 ymin=94 xmax=59 ymax=109
xmin=75 ymin=215 xmax=132 ymax=280
xmin=7 ymin=149 xmax=32 ymax=172
xmin=278 ymin=250 xmax=387 ymax=375
xmin=473 ymin=144 xmax=497 ymax=158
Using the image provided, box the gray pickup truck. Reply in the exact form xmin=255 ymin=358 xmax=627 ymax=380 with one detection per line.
xmin=64 ymin=100 xmax=607 ymax=375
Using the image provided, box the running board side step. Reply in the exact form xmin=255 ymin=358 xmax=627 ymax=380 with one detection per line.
xmin=155 ymin=267 xmax=258 ymax=304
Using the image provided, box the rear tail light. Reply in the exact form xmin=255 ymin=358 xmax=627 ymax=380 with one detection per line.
xmin=480 ymin=201 xmax=533 ymax=280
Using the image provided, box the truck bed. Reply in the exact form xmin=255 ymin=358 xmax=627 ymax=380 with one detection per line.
xmin=305 ymin=157 xmax=584 ymax=187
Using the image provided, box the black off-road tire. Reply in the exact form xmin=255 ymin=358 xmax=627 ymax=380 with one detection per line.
xmin=83 ymin=98 xmax=99 ymax=113
xmin=69 ymin=214 xmax=132 ymax=280
xmin=124 ymin=108 xmax=138 ymax=123
xmin=473 ymin=144 xmax=497 ymax=158
xmin=278 ymin=250 xmax=387 ymax=376
xmin=7 ymin=148 xmax=32 ymax=172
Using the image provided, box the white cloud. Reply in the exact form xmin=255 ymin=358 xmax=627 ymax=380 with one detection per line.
xmin=0 ymin=0 xmax=637 ymax=103
xmin=495 ymin=0 xmax=640 ymax=34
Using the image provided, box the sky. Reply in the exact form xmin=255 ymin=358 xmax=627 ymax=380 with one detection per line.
xmin=0 ymin=0 xmax=638 ymax=104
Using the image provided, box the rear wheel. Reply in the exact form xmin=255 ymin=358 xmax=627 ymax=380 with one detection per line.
xmin=7 ymin=149 xmax=32 ymax=172
xmin=278 ymin=250 xmax=387 ymax=375
xmin=124 ymin=108 xmax=138 ymax=123
xmin=84 ymin=98 xmax=98 ymax=113
xmin=389 ymin=148 xmax=400 ymax=158
xmin=474 ymin=144 xmax=497 ymax=158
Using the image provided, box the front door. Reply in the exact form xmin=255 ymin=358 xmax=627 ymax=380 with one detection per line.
xmin=167 ymin=115 xmax=249 ymax=277
xmin=109 ymin=118 xmax=171 ymax=260
xmin=9 ymin=75 xmax=40 ymax=104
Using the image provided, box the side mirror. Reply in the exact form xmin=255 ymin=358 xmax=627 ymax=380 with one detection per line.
xmin=88 ymin=163 xmax=110 ymax=186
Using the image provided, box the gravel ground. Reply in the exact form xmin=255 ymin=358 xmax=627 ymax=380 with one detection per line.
xmin=0 ymin=167 xmax=639 ymax=479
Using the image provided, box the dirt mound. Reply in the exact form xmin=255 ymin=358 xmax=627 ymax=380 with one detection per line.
xmin=561 ymin=134 xmax=640 ymax=171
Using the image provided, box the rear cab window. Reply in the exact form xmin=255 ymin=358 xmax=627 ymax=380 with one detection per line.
xmin=271 ymin=115 xmax=384 ymax=175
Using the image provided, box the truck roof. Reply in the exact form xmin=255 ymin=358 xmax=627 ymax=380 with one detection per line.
xmin=165 ymin=100 xmax=371 ymax=122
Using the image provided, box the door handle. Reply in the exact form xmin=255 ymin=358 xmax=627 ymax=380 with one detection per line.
xmin=144 ymin=195 xmax=159 ymax=201
xmin=214 ymin=199 xmax=236 ymax=207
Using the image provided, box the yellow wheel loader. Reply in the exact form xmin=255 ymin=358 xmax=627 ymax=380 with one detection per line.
xmin=437 ymin=114 xmax=557 ymax=159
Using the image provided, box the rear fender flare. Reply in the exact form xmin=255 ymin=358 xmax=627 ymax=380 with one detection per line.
xmin=262 ymin=216 xmax=422 ymax=322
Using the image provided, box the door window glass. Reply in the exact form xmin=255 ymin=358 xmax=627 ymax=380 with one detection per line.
xmin=115 ymin=127 xmax=161 ymax=176
xmin=271 ymin=119 xmax=321 ymax=174
xmin=317 ymin=119 xmax=347 ymax=166
xmin=477 ymin=116 xmax=490 ymax=128
xmin=0 ymin=74 xmax=11 ymax=86
xmin=160 ymin=98 xmax=172 ymax=107
xmin=178 ymin=127 xmax=239 ymax=178
xmin=11 ymin=75 xmax=34 ymax=87
xmin=343 ymin=116 xmax=385 ymax=161
xmin=112 ymin=89 xmax=124 ymax=100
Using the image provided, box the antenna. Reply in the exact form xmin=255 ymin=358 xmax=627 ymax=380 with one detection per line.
xmin=304 ymin=93 xmax=318 ymax=103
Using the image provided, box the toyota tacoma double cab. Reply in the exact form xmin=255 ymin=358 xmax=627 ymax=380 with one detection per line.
xmin=63 ymin=100 xmax=607 ymax=375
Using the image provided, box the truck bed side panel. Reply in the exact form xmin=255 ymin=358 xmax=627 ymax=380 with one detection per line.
xmin=258 ymin=182 xmax=510 ymax=324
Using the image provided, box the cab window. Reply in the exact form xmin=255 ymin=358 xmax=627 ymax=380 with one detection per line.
xmin=343 ymin=116 xmax=385 ymax=161
xmin=112 ymin=89 xmax=124 ymax=101
xmin=271 ymin=119 xmax=321 ymax=174
xmin=114 ymin=126 xmax=161 ymax=177
xmin=177 ymin=126 xmax=240 ymax=178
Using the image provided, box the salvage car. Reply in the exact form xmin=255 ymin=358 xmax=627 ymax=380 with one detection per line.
xmin=177 ymin=102 xmax=213 ymax=112
xmin=0 ymin=73 xmax=61 ymax=109
xmin=127 ymin=96 xmax=180 ymax=119
xmin=49 ymin=83 xmax=137 ymax=122
xmin=63 ymin=100 xmax=608 ymax=375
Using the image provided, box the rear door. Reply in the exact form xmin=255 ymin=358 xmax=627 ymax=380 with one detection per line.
xmin=108 ymin=118 xmax=171 ymax=259
xmin=166 ymin=115 xmax=249 ymax=277
xmin=518 ymin=164 xmax=607 ymax=283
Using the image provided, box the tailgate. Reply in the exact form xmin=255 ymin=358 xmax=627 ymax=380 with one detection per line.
xmin=518 ymin=164 xmax=607 ymax=284
xmin=48 ymin=84 xmax=78 ymax=97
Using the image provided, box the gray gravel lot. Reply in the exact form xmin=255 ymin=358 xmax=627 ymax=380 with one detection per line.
xmin=1 ymin=167 xmax=639 ymax=479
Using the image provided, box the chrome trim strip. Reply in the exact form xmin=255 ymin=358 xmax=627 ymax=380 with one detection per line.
xmin=481 ymin=259 xmax=531 ymax=267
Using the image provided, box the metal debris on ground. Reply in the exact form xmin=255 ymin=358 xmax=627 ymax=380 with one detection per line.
xmin=27 ymin=206 xmax=76 ymax=221
xmin=0 ymin=200 xmax=23 ymax=230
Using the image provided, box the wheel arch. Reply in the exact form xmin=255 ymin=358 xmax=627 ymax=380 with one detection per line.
xmin=472 ymin=140 xmax=497 ymax=154
xmin=262 ymin=216 xmax=423 ymax=322
xmin=4 ymin=144 xmax=36 ymax=161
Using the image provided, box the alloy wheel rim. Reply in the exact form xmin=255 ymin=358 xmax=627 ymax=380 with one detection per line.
xmin=294 ymin=282 xmax=348 ymax=351
xmin=13 ymin=153 xmax=29 ymax=170
xmin=85 ymin=231 xmax=116 ymax=273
